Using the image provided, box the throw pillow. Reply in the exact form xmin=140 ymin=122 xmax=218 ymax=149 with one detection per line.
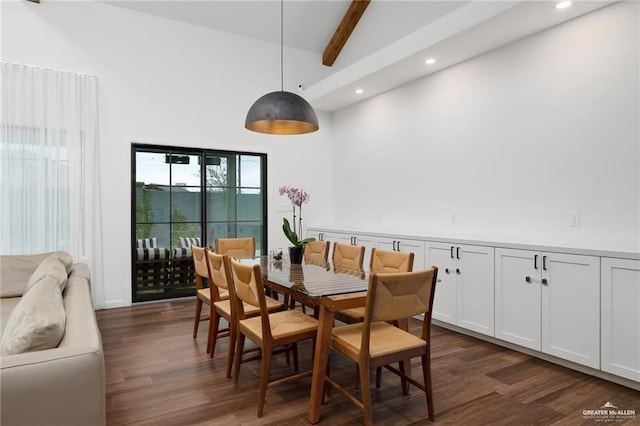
xmin=1 ymin=277 xmax=66 ymax=356
xmin=25 ymin=256 xmax=68 ymax=293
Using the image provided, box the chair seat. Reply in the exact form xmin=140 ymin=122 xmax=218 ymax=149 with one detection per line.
xmin=332 ymin=321 xmax=426 ymax=360
xmin=240 ymin=309 xmax=318 ymax=342
xmin=198 ymin=288 xmax=228 ymax=302
xmin=214 ymin=296 xmax=282 ymax=317
xmin=338 ymin=307 xmax=365 ymax=322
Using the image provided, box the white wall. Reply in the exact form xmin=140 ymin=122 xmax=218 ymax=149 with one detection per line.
xmin=2 ymin=1 xmax=335 ymax=308
xmin=330 ymin=2 xmax=640 ymax=253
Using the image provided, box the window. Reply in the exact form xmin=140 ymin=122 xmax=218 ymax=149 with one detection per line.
xmin=131 ymin=144 xmax=267 ymax=302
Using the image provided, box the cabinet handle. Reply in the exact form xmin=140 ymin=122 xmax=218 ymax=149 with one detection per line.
xmin=396 ymin=241 xmax=401 ymax=252
xmin=320 ymin=233 xmax=324 ymax=241
xmin=542 ymin=255 xmax=547 ymax=271
xmin=525 ymin=276 xmax=531 ymax=283
xmin=456 ymin=247 xmax=460 ymax=259
xmin=392 ymin=240 xmax=396 ymax=251
xmin=450 ymin=246 xmax=455 ymax=259
xmin=456 ymin=268 xmax=461 ymax=274
xmin=534 ymin=254 xmax=538 ymax=270
xmin=445 ymin=268 xmax=450 ymax=274
xmin=541 ymin=278 xmax=548 ymax=285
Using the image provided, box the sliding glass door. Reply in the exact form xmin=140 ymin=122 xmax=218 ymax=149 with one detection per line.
xmin=132 ymin=145 xmax=266 ymax=302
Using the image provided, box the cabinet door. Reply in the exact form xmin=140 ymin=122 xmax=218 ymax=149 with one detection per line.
xmin=541 ymin=252 xmax=600 ymax=369
xmin=601 ymin=258 xmax=640 ymax=382
xmin=425 ymin=242 xmax=456 ymax=324
xmin=495 ymin=248 xmax=541 ymax=350
xmin=375 ymin=237 xmax=425 ymax=270
xmin=457 ymin=245 xmax=495 ymax=337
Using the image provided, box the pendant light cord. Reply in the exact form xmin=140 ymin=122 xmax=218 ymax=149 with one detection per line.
xmin=280 ymin=0 xmax=284 ymax=92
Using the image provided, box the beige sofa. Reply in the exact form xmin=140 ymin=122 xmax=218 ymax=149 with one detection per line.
xmin=0 ymin=252 xmax=105 ymax=426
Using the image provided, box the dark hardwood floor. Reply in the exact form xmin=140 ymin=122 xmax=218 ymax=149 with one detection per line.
xmin=97 ymin=300 xmax=639 ymax=425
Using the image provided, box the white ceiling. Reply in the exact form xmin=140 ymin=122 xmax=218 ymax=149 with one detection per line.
xmin=105 ymin=0 xmax=615 ymax=111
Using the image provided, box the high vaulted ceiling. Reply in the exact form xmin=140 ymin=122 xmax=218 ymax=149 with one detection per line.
xmin=105 ymin=0 xmax=614 ymax=111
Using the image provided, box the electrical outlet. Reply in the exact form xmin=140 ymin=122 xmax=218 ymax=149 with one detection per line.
xmin=569 ymin=212 xmax=580 ymax=227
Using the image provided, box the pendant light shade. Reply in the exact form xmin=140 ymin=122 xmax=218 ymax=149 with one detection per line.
xmin=245 ymin=0 xmax=319 ymax=135
xmin=245 ymin=91 xmax=319 ymax=135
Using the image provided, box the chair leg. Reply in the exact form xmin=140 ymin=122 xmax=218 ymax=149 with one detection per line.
xmin=193 ymin=298 xmax=203 ymax=338
xmin=207 ymin=307 xmax=221 ymax=355
xmin=375 ymin=366 xmax=382 ymax=389
xmin=233 ymin=333 xmax=246 ymax=385
xmin=359 ymin=361 xmax=372 ymax=426
xmin=292 ymin=342 xmax=299 ymax=373
xmin=257 ymin=343 xmax=273 ymax=417
xmin=225 ymin=320 xmax=236 ymax=377
xmin=399 ymin=360 xmax=409 ymax=395
xmin=422 ymin=353 xmax=435 ymax=421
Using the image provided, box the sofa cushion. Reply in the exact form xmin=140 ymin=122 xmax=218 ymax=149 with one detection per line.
xmin=0 ymin=251 xmax=73 ymax=297
xmin=1 ymin=277 xmax=66 ymax=356
xmin=25 ymin=256 xmax=68 ymax=293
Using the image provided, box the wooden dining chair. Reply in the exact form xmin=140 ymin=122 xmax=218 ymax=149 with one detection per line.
xmin=338 ymin=248 xmax=415 ymax=324
xmin=191 ymin=245 xmax=228 ymax=351
xmin=304 ymin=240 xmax=330 ymax=264
xmin=229 ymin=258 xmax=319 ymax=417
xmin=206 ymin=251 xmax=285 ymax=378
xmin=326 ymin=267 xmax=439 ymax=425
xmin=215 ymin=237 xmax=255 ymax=259
xmin=332 ymin=242 xmax=365 ymax=271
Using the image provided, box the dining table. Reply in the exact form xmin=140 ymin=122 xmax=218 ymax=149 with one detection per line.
xmin=243 ymin=256 xmax=416 ymax=424
xmin=244 ymin=256 xmax=370 ymax=424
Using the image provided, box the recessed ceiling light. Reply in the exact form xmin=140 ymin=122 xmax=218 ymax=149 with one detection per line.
xmin=355 ymin=89 xmax=364 ymax=95
xmin=555 ymin=0 xmax=571 ymax=9
xmin=425 ymin=58 xmax=436 ymax=65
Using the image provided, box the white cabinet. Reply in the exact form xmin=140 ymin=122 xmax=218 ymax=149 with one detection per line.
xmin=426 ymin=242 xmax=495 ymax=337
xmin=495 ymin=249 xmax=541 ymax=350
xmin=375 ymin=237 xmax=425 ymax=270
xmin=495 ymin=248 xmax=600 ymax=369
xmin=601 ymin=258 xmax=640 ymax=382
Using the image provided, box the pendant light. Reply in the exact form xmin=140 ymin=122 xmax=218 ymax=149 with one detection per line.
xmin=245 ymin=0 xmax=319 ymax=135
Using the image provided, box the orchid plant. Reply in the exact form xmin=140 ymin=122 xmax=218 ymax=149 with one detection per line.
xmin=279 ymin=185 xmax=316 ymax=248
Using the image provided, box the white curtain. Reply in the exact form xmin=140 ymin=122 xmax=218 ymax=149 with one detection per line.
xmin=1 ymin=63 xmax=105 ymax=308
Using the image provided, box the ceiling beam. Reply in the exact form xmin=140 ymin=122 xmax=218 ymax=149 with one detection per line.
xmin=322 ymin=0 xmax=371 ymax=67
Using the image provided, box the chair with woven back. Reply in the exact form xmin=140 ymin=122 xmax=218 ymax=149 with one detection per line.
xmin=326 ymin=267 xmax=440 ymax=425
xmin=191 ymin=245 xmax=228 ymax=354
xmin=332 ymin=242 xmax=365 ymax=272
xmin=304 ymin=240 xmax=330 ymax=265
xmin=205 ymin=250 xmax=285 ymax=378
xmin=338 ymin=248 xmax=415 ymax=324
xmin=229 ymin=258 xmax=319 ymax=417
xmin=215 ymin=237 xmax=255 ymax=259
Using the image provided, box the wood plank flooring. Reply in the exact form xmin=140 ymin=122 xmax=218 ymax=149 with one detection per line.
xmin=97 ymin=300 xmax=640 ymax=425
